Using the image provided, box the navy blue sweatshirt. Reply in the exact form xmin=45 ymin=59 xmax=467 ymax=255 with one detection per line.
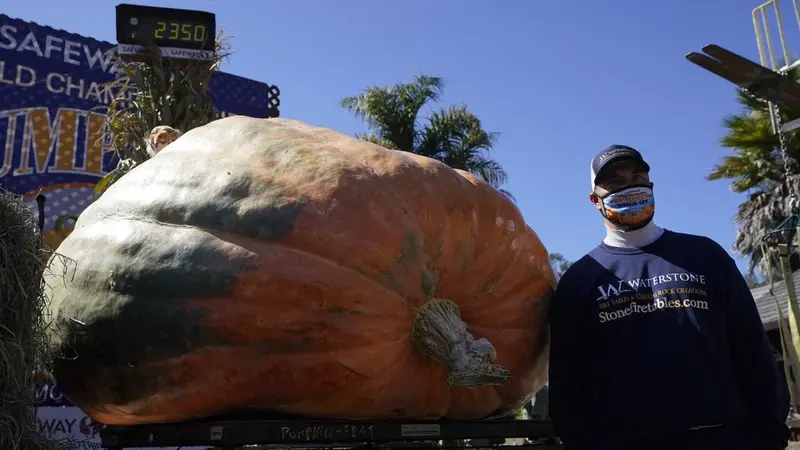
xmin=548 ymin=230 xmax=789 ymax=450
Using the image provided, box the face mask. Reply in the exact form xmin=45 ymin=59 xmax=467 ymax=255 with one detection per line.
xmin=597 ymin=184 xmax=655 ymax=230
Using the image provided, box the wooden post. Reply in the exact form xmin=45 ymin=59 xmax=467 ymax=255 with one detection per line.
xmin=779 ymin=242 xmax=800 ymax=411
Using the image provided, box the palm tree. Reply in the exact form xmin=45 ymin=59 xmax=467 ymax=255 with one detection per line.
xmin=708 ymin=68 xmax=800 ymax=276
xmin=549 ymin=252 xmax=572 ymax=278
xmin=341 ymin=75 xmax=510 ymax=194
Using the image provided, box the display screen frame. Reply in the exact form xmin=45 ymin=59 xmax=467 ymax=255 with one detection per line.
xmin=115 ymin=3 xmax=216 ymax=52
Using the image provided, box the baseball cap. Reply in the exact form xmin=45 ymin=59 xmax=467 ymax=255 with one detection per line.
xmin=590 ymin=145 xmax=651 ymax=188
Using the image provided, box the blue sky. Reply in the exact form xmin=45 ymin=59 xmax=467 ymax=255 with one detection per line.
xmin=4 ymin=0 xmax=792 ymax=273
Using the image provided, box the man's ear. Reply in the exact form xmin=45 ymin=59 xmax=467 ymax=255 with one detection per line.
xmin=589 ymin=193 xmax=599 ymax=204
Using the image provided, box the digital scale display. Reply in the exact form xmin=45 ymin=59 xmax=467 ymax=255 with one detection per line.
xmin=115 ymin=4 xmax=217 ymax=60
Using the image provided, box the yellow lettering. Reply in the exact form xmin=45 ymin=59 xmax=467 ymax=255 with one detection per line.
xmin=155 ymin=21 xmax=166 ymax=39
xmin=0 ymin=110 xmax=20 ymax=178
xmin=194 ymin=25 xmax=206 ymax=42
xmin=181 ymin=24 xmax=192 ymax=41
xmin=53 ymin=111 xmax=78 ymax=172
xmin=13 ymin=109 xmax=34 ymax=175
xmin=13 ymin=108 xmax=77 ymax=174
xmin=4 ymin=107 xmax=110 ymax=177
xmin=83 ymin=113 xmax=105 ymax=174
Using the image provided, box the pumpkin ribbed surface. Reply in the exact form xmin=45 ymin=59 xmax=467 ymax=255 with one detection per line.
xmin=44 ymin=117 xmax=555 ymax=426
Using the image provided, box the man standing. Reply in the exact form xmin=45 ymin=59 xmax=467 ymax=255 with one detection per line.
xmin=547 ymin=145 xmax=790 ymax=450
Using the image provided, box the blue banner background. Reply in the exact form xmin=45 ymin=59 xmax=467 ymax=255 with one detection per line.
xmin=0 ymin=13 xmax=273 ymax=232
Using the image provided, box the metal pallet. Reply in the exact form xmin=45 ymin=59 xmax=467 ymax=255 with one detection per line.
xmin=97 ymin=417 xmax=562 ymax=449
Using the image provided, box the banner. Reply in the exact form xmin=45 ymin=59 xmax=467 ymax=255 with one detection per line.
xmin=37 ymin=407 xmax=209 ymax=450
xmin=0 ymin=13 xmax=276 ymax=238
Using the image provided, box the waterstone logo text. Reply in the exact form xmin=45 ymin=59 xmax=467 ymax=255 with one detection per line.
xmin=596 ymin=272 xmax=706 ymax=302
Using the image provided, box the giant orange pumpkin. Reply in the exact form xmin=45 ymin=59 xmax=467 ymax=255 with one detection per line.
xmin=44 ymin=117 xmax=556 ymax=426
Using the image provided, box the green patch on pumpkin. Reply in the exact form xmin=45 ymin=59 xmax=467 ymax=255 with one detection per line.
xmin=420 ymin=271 xmax=438 ymax=296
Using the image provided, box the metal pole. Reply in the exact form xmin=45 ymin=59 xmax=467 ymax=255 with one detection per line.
xmin=774 ymin=0 xmax=793 ymax=69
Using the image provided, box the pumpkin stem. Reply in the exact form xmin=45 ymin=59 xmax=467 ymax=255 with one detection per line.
xmin=411 ymin=298 xmax=511 ymax=387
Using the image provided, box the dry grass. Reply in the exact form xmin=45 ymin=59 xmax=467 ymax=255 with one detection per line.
xmin=90 ymin=35 xmax=230 ymax=198
xmin=97 ymin=33 xmax=230 ymax=164
xmin=0 ymin=189 xmax=71 ymax=449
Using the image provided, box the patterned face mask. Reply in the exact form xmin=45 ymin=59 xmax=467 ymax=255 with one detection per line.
xmin=598 ymin=184 xmax=655 ymax=230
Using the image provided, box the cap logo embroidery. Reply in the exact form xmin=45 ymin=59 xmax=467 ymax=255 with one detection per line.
xmin=598 ymin=147 xmax=635 ymax=163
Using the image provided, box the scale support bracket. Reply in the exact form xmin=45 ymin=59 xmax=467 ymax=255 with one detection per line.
xmin=686 ymin=44 xmax=800 ymax=113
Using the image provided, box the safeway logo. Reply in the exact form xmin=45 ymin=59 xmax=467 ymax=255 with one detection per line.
xmin=79 ymin=416 xmax=96 ymax=436
xmin=38 ymin=414 xmax=96 ymax=437
xmin=36 ymin=406 xmax=209 ymax=449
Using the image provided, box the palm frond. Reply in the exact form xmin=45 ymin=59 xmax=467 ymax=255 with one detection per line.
xmin=417 ymin=105 xmax=505 ymax=186
xmin=340 ymin=75 xmax=444 ymax=152
xmin=734 ymin=174 xmax=800 ymax=274
xmin=354 ymin=132 xmax=399 ymax=150
xmin=499 ymin=188 xmax=516 ymax=202
xmin=342 ymin=75 xmax=511 ymax=193
xmin=709 ymin=66 xmax=800 ymax=273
